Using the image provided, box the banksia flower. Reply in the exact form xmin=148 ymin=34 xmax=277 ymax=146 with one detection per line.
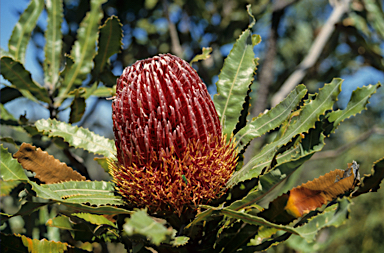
xmin=111 ymin=54 xmax=237 ymax=214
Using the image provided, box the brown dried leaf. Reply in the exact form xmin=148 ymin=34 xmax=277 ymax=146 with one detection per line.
xmin=13 ymin=143 xmax=86 ymax=184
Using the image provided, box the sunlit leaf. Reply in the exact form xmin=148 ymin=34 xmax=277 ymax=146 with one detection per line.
xmin=213 ymin=7 xmax=257 ymax=140
xmin=56 ymin=0 xmax=107 ymax=106
xmin=234 ymin=85 xmax=307 ymax=153
xmin=0 ymin=180 xmax=21 ymax=196
xmin=44 ymin=0 xmax=63 ymax=90
xmin=227 ymin=78 xmax=342 ymax=188
xmin=35 ymin=118 xmax=116 ymax=158
xmin=72 ymin=213 xmax=116 ymax=227
xmin=0 ymin=144 xmax=28 ymax=181
xmin=123 ymin=209 xmax=173 ymax=245
xmin=7 ymin=0 xmax=44 ymax=63
xmin=190 ymin=47 xmax=212 ymax=65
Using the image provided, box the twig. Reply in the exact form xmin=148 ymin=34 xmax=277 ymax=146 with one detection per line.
xmin=271 ymin=0 xmax=351 ymax=107
xmin=162 ymin=0 xmax=183 ymax=58
xmin=311 ymin=126 xmax=384 ymax=160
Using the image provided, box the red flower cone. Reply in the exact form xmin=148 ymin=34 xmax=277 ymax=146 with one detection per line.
xmin=111 ymin=54 xmax=237 ymax=214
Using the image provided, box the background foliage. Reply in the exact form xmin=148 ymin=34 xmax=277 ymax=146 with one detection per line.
xmin=1 ymin=0 xmax=384 ymax=252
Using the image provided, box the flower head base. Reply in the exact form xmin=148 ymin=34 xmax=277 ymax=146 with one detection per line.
xmin=111 ymin=54 xmax=237 ymax=214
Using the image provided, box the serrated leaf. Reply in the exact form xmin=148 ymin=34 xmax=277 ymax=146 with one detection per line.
xmin=218 ymin=208 xmax=299 ymax=235
xmin=0 ymin=144 xmax=28 ymax=181
xmin=72 ymin=213 xmax=116 ymax=227
xmin=1 ymin=57 xmax=50 ymax=103
xmin=29 ymin=181 xmax=123 ymax=206
xmin=352 ymin=157 xmax=384 ymax=197
xmin=56 ymin=0 xmax=107 ymax=106
xmin=190 ymin=47 xmax=212 ymax=65
xmin=7 ymin=0 xmax=44 ymax=63
xmin=0 ymin=233 xmax=87 ymax=253
xmin=227 ymin=78 xmax=342 ymax=188
xmin=123 ymin=209 xmax=173 ymax=246
xmin=235 ymin=85 xmax=307 ymax=153
xmin=325 ymin=82 xmax=381 ymax=135
xmin=69 ymin=89 xmax=86 ymax=123
xmin=93 ymin=16 xmax=122 ymax=77
xmin=214 ymin=9 xmax=257 ymax=139
xmin=171 ymin=236 xmax=190 ymax=247
xmin=293 ymin=199 xmax=350 ymax=242
xmin=228 ymin=125 xmax=326 ymax=211
xmin=13 ymin=143 xmax=86 ymax=184
xmin=62 ymin=202 xmax=132 ymax=215
xmin=35 ymin=118 xmax=116 ymax=158
xmin=44 ymin=0 xmax=63 ymax=89
xmin=0 ymin=180 xmax=21 ymax=196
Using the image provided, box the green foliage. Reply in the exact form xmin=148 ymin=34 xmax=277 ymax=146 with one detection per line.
xmin=0 ymin=57 xmax=50 ymax=104
xmin=56 ymin=0 xmax=107 ymax=105
xmin=214 ymin=5 xmax=258 ymax=139
xmin=35 ymin=118 xmax=116 ymax=158
xmin=44 ymin=0 xmax=63 ymax=89
xmin=1 ymin=1 xmax=384 ymax=252
xmin=7 ymin=0 xmax=44 ymax=63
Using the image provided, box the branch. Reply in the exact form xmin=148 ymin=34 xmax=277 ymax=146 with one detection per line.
xmin=311 ymin=126 xmax=384 ymax=160
xmin=162 ymin=0 xmax=183 ymax=58
xmin=271 ymin=0 xmax=351 ymax=107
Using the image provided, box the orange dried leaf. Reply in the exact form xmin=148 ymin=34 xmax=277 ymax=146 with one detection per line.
xmin=13 ymin=143 xmax=86 ymax=184
xmin=285 ymin=163 xmax=359 ymax=217
xmin=259 ymin=161 xmax=359 ymax=224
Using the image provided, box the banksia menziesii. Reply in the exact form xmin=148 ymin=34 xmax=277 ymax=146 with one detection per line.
xmin=111 ymin=54 xmax=237 ymax=214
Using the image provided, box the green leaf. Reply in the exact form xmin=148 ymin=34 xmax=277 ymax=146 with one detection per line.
xmin=1 ymin=57 xmax=50 ymax=103
xmin=0 ymin=86 xmax=22 ymax=104
xmin=35 ymin=118 xmax=116 ymax=158
xmin=228 ymin=123 xmax=326 ymax=211
xmin=72 ymin=213 xmax=116 ymax=227
xmin=171 ymin=236 xmax=190 ymax=247
xmin=123 ymin=209 xmax=173 ymax=246
xmin=90 ymin=85 xmax=116 ymax=97
xmin=93 ymin=16 xmax=122 ymax=77
xmin=7 ymin=0 xmax=44 ymax=62
xmin=214 ymin=8 xmax=257 ymax=139
xmin=44 ymin=0 xmax=63 ymax=90
xmin=0 ymin=104 xmax=16 ymax=120
xmin=29 ymin=181 xmax=124 ymax=206
xmin=69 ymin=89 xmax=86 ymax=123
xmin=234 ymin=85 xmax=307 ymax=153
xmin=0 ymin=144 xmax=28 ymax=181
xmin=227 ymin=78 xmax=342 ymax=188
xmin=218 ymin=208 xmax=299 ymax=235
xmin=0 ymin=233 xmax=88 ymax=253
xmin=352 ymin=157 xmax=384 ymax=197
xmin=0 ymin=180 xmax=21 ymax=196
xmin=62 ymin=202 xmax=132 ymax=216
xmin=46 ymin=215 xmax=74 ymax=230
xmin=326 ymin=82 xmax=381 ymax=135
xmin=190 ymin=47 xmax=212 ymax=65
xmin=293 ymin=200 xmax=350 ymax=242
xmin=56 ymin=0 xmax=107 ymax=106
